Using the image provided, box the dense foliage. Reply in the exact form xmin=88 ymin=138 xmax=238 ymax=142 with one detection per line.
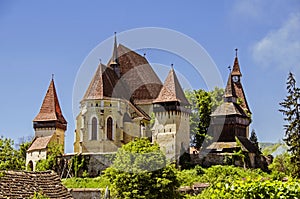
xmin=185 ymin=88 xmax=224 ymax=149
xmin=104 ymin=138 xmax=180 ymax=199
xmin=180 ymin=165 xmax=300 ymax=199
xmin=191 ymin=179 xmax=300 ymax=199
xmin=0 ymin=136 xmax=30 ymax=170
xmin=35 ymin=142 xmax=63 ymax=171
xmin=279 ymin=72 xmax=300 ymax=177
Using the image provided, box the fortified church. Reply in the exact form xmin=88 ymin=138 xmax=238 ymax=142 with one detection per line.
xmin=26 ymin=35 xmax=190 ymax=171
xmin=26 ymin=35 xmax=263 ymax=172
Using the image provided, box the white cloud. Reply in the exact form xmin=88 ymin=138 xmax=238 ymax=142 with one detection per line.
xmin=252 ymin=13 xmax=300 ymax=72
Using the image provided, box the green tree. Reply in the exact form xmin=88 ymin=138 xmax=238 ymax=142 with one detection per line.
xmin=249 ymin=129 xmax=259 ymax=152
xmin=104 ymin=138 xmax=180 ymax=199
xmin=0 ymin=136 xmax=28 ymax=170
xmin=279 ymin=72 xmax=300 ymax=178
xmin=268 ymin=152 xmax=295 ymax=178
xmin=36 ymin=142 xmax=63 ymax=171
xmin=186 ymin=87 xmax=224 ymax=149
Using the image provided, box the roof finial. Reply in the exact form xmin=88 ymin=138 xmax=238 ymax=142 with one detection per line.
xmin=51 ymin=74 xmax=54 ymax=80
xmin=228 ymin=65 xmax=231 ymax=73
xmin=99 ymin=58 xmax=102 ymax=64
xmin=235 ymin=48 xmax=238 ymax=57
xmin=143 ymin=53 xmax=146 ymax=57
xmin=171 ymin=63 xmax=174 ymax=69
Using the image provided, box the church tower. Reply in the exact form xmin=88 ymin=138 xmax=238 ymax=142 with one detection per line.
xmin=152 ymin=67 xmax=190 ymax=161
xmin=203 ymin=50 xmax=258 ymax=168
xmin=26 ymin=77 xmax=67 ymax=170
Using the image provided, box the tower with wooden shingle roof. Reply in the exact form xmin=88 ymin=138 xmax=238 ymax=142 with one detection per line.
xmin=26 ymin=77 xmax=67 ymax=170
xmin=203 ymin=50 xmax=259 ymax=168
xmin=152 ymin=67 xmax=190 ymax=161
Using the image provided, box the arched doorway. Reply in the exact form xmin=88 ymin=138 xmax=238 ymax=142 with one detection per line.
xmin=107 ymin=117 xmax=113 ymax=140
xmin=27 ymin=160 xmax=33 ymax=171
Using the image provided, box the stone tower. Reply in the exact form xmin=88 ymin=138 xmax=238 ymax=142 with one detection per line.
xmin=152 ymin=68 xmax=190 ymax=161
xmin=26 ymin=77 xmax=67 ymax=170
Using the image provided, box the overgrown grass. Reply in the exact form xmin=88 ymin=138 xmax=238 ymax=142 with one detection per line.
xmin=62 ymin=175 xmax=110 ymax=188
xmin=177 ymin=165 xmax=270 ymax=186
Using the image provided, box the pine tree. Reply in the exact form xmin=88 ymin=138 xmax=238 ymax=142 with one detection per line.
xmin=279 ymin=72 xmax=300 ymax=178
xmin=249 ymin=129 xmax=259 ymax=152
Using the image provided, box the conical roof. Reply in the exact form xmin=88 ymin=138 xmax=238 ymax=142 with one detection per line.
xmin=33 ymin=78 xmax=67 ymax=125
xmin=82 ymin=63 xmax=129 ymax=100
xmin=154 ymin=68 xmax=189 ymax=105
xmin=231 ymin=56 xmax=242 ymax=76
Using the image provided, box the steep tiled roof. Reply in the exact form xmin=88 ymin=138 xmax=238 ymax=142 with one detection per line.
xmin=27 ymin=135 xmax=53 ymax=152
xmin=82 ymin=63 xmax=129 ymax=100
xmin=115 ymin=44 xmax=163 ymax=104
xmin=231 ymin=57 xmax=251 ymax=113
xmin=0 ymin=170 xmax=73 ymax=198
xmin=33 ymin=79 xmax=67 ymax=125
xmin=154 ymin=68 xmax=189 ymax=105
xmin=233 ymin=82 xmax=251 ymax=113
xmin=211 ymin=102 xmax=247 ymax=117
xmin=231 ymin=56 xmax=242 ymax=76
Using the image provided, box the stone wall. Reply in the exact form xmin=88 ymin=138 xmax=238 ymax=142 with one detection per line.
xmin=69 ymin=188 xmax=101 ymax=199
xmin=60 ymin=153 xmax=115 ymax=178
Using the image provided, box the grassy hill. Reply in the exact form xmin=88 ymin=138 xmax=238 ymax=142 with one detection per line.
xmin=259 ymin=142 xmax=288 ymax=156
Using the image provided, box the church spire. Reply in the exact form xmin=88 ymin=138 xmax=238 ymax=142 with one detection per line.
xmin=33 ymin=76 xmax=67 ymax=130
xmin=154 ymin=66 xmax=189 ymax=105
xmin=231 ymin=48 xmax=242 ymax=77
xmin=109 ymin=32 xmax=120 ymax=77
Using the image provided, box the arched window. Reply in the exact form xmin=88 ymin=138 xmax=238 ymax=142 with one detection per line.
xmin=107 ymin=117 xmax=113 ymax=140
xmin=91 ymin=117 xmax=97 ymax=140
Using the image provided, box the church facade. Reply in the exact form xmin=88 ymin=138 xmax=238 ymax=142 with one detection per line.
xmin=73 ymin=35 xmax=190 ymax=161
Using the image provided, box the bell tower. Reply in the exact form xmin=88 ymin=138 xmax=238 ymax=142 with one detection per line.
xmin=32 ymin=76 xmax=67 ymax=147
xmin=26 ymin=76 xmax=67 ymax=170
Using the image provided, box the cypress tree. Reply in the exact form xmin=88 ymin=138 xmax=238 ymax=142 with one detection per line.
xmin=279 ymin=72 xmax=300 ymax=177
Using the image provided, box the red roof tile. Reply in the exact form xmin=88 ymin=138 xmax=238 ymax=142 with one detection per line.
xmin=115 ymin=44 xmax=163 ymax=104
xmin=82 ymin=63 xmax=130 ymax=100
xmin=33 ymin=79 xmax=67 ymax=125
xmin=27 ymin=135 xmax=53 ymax=152
xmin=154 ymin=68 xmax=189 ymax=105
xmin=0 ymin=171 xmax=73 ymax=198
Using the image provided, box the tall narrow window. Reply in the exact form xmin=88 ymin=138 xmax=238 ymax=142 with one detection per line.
xmin=91 ymin=117 xmax=97 ymax=140
xmin=107 ymin=117 xmax=113 ymax=140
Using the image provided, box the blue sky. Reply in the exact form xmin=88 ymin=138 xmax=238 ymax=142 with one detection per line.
xmin=0 ymin=1 xmax=299 ymax=153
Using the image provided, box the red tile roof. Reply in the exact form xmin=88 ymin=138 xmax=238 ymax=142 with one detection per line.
xmin=82 ymin=63 xmax=129 ymax=100
xmin=27 ymin=135 xmax=53 ymax=152
xmin=33 ymin=79 xmax=67 ymax=125
xmin=154 ymin=68 xmax=189 ymax=105
xmin=0 ymin=170 xmax=73 ymax=198
xmin=115 ymin=44 xmax=163 ymax=104
xmin=232 ymin=56 xmax=242 ymax=76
